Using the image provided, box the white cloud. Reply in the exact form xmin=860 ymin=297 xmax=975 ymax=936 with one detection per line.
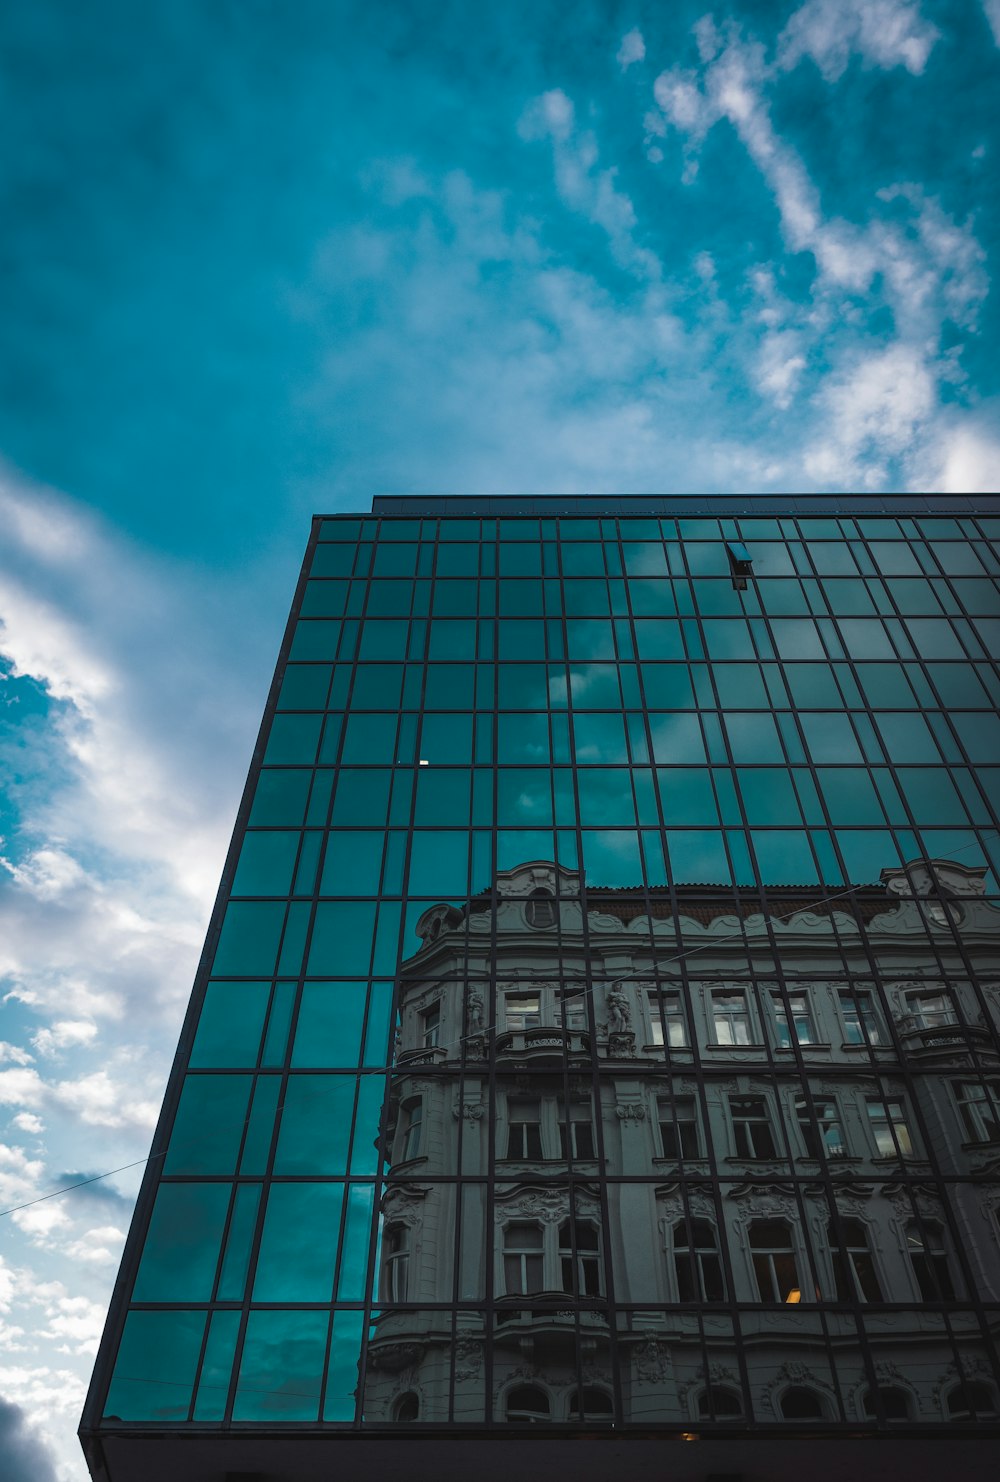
xmin=0 ymin=1043 xmax=35 ymax=1067
xmin=804 ymin=343 xmax=937 ymax=486
xmin=617 ymin=27 xmax=645 ymax=71
xmin=10 ymin=1113 xmax=44 ymax=1136
xmin=980 ymin=0 xmax=1000 ymax=47
xmin=779 ymin=0 xmax=939 ymax=80
xmin=30 ymin=1021 xmax=98 ymax=1058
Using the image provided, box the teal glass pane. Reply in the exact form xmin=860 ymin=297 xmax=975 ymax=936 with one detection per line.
xmin=252 ymin=1183 xmax=343 ymax=1301
xmin=424 ymin=664 xmax=476 ymax=708
xmin=723 ymin=713 xmax=782 ymax=763
xmin=497 ymin=769 xmax=553 ymax=826
xmin=324 ymin=1311 xmax=364 ymax=1421
xmin=329 ymin=768 xmax=391 ymax=826
xmin=132 ymin=1183 xmax=230 ymax=1301
xmin=837 ymin=619 xmax=895 ymax=658
xmin=751 ymin=830 xmax=819 ymax=884
xmin=905 ymin=618 xmax=964 ymax=658
xmin=497 ymin=830 xmax=554 ymax=871
xmin=277 ymin=663 xmax=332 ymax=710
xmin=292 ymin=982 xmax=368 ymax=1067
xmin=429 ymin=619 xmax=477 ymax=660
xmin=641 ymin=664 xmax=696 ymax=708
xmin=249 ymin=769 xmax=312 ymax=825
xmin=701 ymin=620 xmax=755 ymax=659
xmin=894 ymin=768 xmax=969 ymax=825
xmin=216 ymin=1183 xmax=262 ymax=1301
xmin=290 ymin=621 xmax=341 ymax=660
xmin=233 ymin=1310 xmax=328 ymax=1421
xmin=363 ymin=982 xmax=394 ymax=1066
xmin=190 ymin=982 xmax=269 ymax=1067
xmin=855 ymin=664 xmax=916 ymax=709
xmin=836 ymin=829 xmax=899 ymax=883
xmin=232 ymin=832 xmax=299 ymax=896
xmin=338 ymin=1183 xmax=375 ymax=1297
xmin=277 ymin=902 xmax=310 ymax=976
xmin=311 ymin=543 xmax=356 ymax=575
xmin=420 ymin=711 xmax=474 ymax=764
xmin=414 ymin=768 xmax=472 ymax=825
xmin=498 ymin=619 xmax=546 ymax=659
xmin=308 ymin=903 xmax=376 ymax=976
xmin=712 ymin=664 xmax=769 ymax=707
xmin=341 ymin=713 xmax=398 ymax=764
xmin=666 ymin=830 xmax=730 ymax=885
xmin=648 ymin=713 xmax=707 ymax=765
xmin=408 ymin=831 xmax=470 ymax=896
xmin=800 ymin=713 xmax=863 ymax=764
xmin=736 ymin=769 xmax=801 ymax=825
xmin=656 ymin=768 xmax=718 ymax=825
xmin=165 ymin=1075 xmax=252 ymax=1174
xmin=573 ymin=712 xmax=628 ymax=763
xmin=212 ymin=902 xmax=286 ymax=976
xmin=321 ymin=832 xmax=384 ymax=895
xmin=238 ymin=1076 xmax=281 ymax=1173
xmin=815 ymin=768 xmax=882 ymax=826
xmin=770 ymin=618 xmax=825 ymax=659
xmin=576 ymin=769 xmax=635 ymax=826
xmin=633 ymin=619 xmax=685 ymax=659
xmin=874 ymin=712 xmax=942 ymax=762
xmin=263 ymin=713 xmax=322 ymax=764
xmin=261 ymin=981 xmax=296 ymax=1065
xmin=358 ymin=620 xmax=409 ymax=660
xmin=365 ymin=579 xmax=413 ymax=617
xmin=104 ymin=1310 xmax=206 ymax=1421
xmin=952 ymin=711 xmax=1000 ymax=762
xmin=192 ymin=1309 xmax=241 ymax=1421
xmin=580 ymin=829 xmax=643 ymax=886
xmin=273 ymin=1075 xmax=356 ymax=1173
xmin=498 ymin=711 xmax=550 ymax=763
xmin=300 ymin=580 xmax=348 ymax=617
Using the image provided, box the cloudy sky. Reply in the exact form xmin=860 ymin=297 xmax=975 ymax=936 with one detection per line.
xmin=0 ymin=1 xmax=998 ymax=1476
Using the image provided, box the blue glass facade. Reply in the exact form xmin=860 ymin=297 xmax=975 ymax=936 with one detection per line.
xmin=82 ymin=497 xmax=1000 ymax=1481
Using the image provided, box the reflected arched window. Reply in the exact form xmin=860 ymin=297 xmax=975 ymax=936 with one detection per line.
xmin=780 ymin=1387 xmax=826 ymax=1420
xmin=697 ymin=1386 xmax=744 ymax=1420
xmin=526 ymin=889 xmax=556 ymax=929
xmin=568 ymin=1387 xmax=613 ymax=1422
xmin=907 ymin=1220 xmax=957 ymax=1300
xmin=673 ymin=1218 xmax=725 ymax=1302
xmin=863 ymin=1385 xmax=911 ymax=1421
xmin=946 ymin=1381 xmax=999 ymax=1421
xmin=383 ymin=1225 xmax=409 ymax=1302
xmin=828 ymin=1217 xmax=883 ymax=1302
xmin=503 ymin=1222 xmax=544 ymax=1295
xmin=394 ymin=1392 xmax=419 ymax=1422
xmin=506 ymin=1385 xmax=550 ymax=1423
xmin=749 ymin=1219 xmax=801 ymax=1303
xmin=558 ymin=1220 xmax=602 ymax=1297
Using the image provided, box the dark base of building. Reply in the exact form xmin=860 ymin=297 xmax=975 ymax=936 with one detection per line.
xmin=81 ymin=1429 xmax=1000 ymax=1482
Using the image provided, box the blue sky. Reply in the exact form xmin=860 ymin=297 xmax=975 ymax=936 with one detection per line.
xmin=0 ymin=2 xmax=998 ymax=1476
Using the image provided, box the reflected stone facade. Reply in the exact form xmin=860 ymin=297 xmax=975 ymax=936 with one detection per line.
xmin=367 ymin=857 xmax=1000 ymax=1429
xmin=81 ymin=495 xmax=1000 ymax=1481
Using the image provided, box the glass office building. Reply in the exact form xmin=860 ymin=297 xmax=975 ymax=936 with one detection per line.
xmin=82 ymin=495 xmax=1000 ymax=1481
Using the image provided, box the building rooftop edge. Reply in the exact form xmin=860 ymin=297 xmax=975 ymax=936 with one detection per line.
xmin=336 ymin=493 xmax=1000 ymax=517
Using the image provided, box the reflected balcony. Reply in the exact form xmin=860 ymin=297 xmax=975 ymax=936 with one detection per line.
xmin=495 ymin=1026 xmax=591 ymax=1064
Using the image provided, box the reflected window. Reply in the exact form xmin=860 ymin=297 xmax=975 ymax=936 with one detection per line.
xmin=657 ymin=1096 xmax=701 ymax=1158
xmin=505 ymin=1100 xmax=543 ymax=1159
xmin=525 ymin=889 xmax=556 ymax=929
xmin=907 ymin=1220 xmax=957 ymax=1300
xmin=697 ymin=1385 xmax=743 ymax=1420
xmin=503 ymin=1224 xmax=544 ymax=1295
xmin=772 ymin=991 xmax=815 ymax=1047
xmin=558 ymin=1099 xmax=595 ymax=1159
xmin=558 ymin=987 xmax=587 ymax=1031
xmin=400 ymin=1100 xmax=423 ymax=1161
xmin=780 ymin=1387 xmax=825 ymax=1420
xmin=829 ymin=1217 xmax=883 ymax=1302
xmin=730 ymin=1096 xmax=777 ymax=1159
xmin=712 ymin=990 xmax=753 ymax=1046
xmin=839 ymin=990 xmax=883 ymax=1046
xmin=394 ymin=1392 xmax=419 ymax=1422
xmin=907 ymin=990 xmax=958 ymax=1029
xmin=506 ymin=1385 xmax=550 ymax=1423
xmin=955 ymin=1081 xmax=1000 ymax=1143
xmin=558 ymin=1220 xmax=602 ymax=1297
xmin=568 ymin=1387 xmax=613 ymax=1423
xmin=749 ymin=1219 xmax=801 ymax=1302
xmin=421 ymin=1003 xmax=441 ymax=1049
xmin=862 ymin=1386 xmax=911 ymax=1422
xmin=673 ymin=1218 xmax=725 ymax=1302
xmin=648 ymin=990 xmax=687 ymax=1047
xmin=505 ymin=993 xmax=541 ymax=1031
xmin=946 ymin=1381 xmax=999 ymax=1421
xmin=384 ymin=1226 xmax=409 ymax=1302
xmin=796 ymin=1096 xmax=846 ymax=1159
xmin=866 ymin=1096 xmax=914 ymax=1157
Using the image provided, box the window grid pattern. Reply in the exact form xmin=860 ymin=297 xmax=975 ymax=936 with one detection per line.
xmin=88 ymin=508 xmax=1000 ymax=1440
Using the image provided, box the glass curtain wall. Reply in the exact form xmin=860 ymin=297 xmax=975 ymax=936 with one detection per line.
xmin=91 ymin=504 xmax=1000 ymax=1436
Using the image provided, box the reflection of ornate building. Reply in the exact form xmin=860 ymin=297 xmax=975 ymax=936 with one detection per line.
xmin=368 ymin=857 xmax=1000 ymax=1430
